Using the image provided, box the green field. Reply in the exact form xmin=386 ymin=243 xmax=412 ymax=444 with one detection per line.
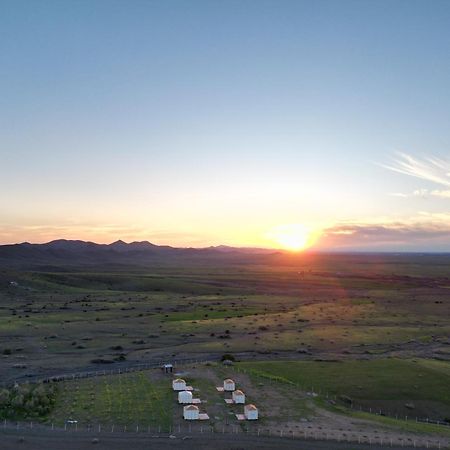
xmin=46 ymin=371 xmax=173 ymax=429
xmin=238 ymin=359 xmax=450 ymax=419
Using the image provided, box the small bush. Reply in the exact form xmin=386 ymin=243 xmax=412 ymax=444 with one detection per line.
xmin=0 ymin=383 xmax=57 ymax=420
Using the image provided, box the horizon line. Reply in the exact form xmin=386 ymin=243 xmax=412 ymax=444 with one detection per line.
xmin=1 ymin=238 xmax=450 ymax=255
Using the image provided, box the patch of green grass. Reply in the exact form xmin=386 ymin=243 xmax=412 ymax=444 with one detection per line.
xmin=238 ymin=359 xmax=450 ymax=419
xmin=47 ymin=371 xmax=173 ymax=430
xmin=351 ymin=410 xmax=450 ymax=437
xmin=316 ymin=398 xmax=450 ymax=437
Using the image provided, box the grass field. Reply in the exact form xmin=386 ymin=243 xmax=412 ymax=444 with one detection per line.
xmin=0 ymin=254 xmax=449 ymax=446
xmin=46 ymin=371 xmax=173 ymax=429
xmin=1 ymin=256 xmax=449 ymax=386
xmin=44 ymin=363 xmax=315 ymax=433
xmin=0 ymin=255 xmax=449 ymax=431
xmin=238 ymin=359 xmax=450 ymax=420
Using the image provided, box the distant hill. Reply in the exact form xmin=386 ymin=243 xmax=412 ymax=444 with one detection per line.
xmin=0 ymin=239 xmax=279 ymax=269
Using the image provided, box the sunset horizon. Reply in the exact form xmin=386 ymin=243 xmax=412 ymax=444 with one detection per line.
xmin=2 ymin=2 xmax=450 ymax=253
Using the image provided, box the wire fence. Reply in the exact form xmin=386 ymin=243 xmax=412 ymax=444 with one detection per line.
xmin=2 ymin=359 xmax=450 ymax=449
xmin=8 ymin=360 xmax=450 ymax=429
xmin=0 ymin=357 xmax=218 ymax=388
xmin=235 ymin=365 xmax=450 ymax=429
xmin=1 ymin=418 xmax=447 ymax=449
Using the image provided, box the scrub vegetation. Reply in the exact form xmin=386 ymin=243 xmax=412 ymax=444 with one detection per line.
xmin=0 ymin=253 xmax=449 ymax=437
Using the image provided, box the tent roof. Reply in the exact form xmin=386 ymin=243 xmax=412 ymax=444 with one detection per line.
xmin=179 ymin=390 xmax=192 ymax=395
xmin=245 ymin=404 xmax=257 ymax=410
xmin=233 ymin=390 xmax=244 ymax=395
xmin=184 ymin=405 xmax=199 ymax=411
xmin=173 ymin=378 xmax=185 ymax=383
xmin=224 ymin=378 xmax=235 ymax=383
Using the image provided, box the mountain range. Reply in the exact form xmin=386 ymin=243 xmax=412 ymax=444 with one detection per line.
xmin=0 ymin=239 xmax=279 ymax=269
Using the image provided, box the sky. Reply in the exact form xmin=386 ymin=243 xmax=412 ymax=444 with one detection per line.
xmin=1 ymin=0 xmax=450 ymax=251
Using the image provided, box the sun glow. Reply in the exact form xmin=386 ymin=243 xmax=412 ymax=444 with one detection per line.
xmin=269 ymin=224 xmax=316 ymax=251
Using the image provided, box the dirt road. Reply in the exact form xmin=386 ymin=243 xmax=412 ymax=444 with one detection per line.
xmin=0 ymin=429 xmax=430 ymax=450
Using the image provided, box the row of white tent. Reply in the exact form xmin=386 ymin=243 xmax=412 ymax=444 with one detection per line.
xmin=217 ymin=378 xmax=258 ymax=420
xmin=172 ymin=378 xmax=208 ymax=420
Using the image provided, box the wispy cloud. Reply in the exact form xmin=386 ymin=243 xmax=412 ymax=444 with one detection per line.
xmin=382 ymin=152 xmax=450 ymax=187
xmin=389 ymin=189 xmax=450 ymax=199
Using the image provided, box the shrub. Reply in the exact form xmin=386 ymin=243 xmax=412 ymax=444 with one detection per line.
xmin=0 ymin=383 xmax=57 ymax=420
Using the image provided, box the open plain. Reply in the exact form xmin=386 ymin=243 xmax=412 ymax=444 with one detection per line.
xmin=0 ymin=250 xmax=449 ymax=448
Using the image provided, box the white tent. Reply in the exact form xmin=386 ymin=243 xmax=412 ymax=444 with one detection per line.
xmin=244 ymin=404 xmax=258 ymax=420
xmin=172 ymin=378 xmax=186 ymax=391
xmin=183 ymin=404 xmax=199 ymax=420
xmin=223 ymin=378 xmax=235 ymax=392
xmin=178 ymin=390 xmax=193 ymax=404
xmin=232 ymin=389 xmax=245 ymax=404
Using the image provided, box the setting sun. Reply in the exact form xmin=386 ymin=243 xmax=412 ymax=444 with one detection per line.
xmin=269 ymin=224 xmax=315 ymax=251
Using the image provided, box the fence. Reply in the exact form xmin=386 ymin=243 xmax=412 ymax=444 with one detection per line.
xmin=235 ymin=365 xmax=450 ymax=430
xmin=2 ymin=359 xmax=450 ymax=449
xmin=1 ymin=418 xmax=447 ymax=449
xmin=1 ymin=356 xmax=218 ymax=388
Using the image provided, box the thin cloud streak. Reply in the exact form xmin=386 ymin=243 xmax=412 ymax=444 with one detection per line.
xmin=382 ymin=152 xmax=450 ymax=187
xmin=389 ymin=189 xmax=450 ymax=199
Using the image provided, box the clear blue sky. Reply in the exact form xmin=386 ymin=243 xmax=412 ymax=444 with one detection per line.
xmin=1 ymin=0 xmax=450 ymax=250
